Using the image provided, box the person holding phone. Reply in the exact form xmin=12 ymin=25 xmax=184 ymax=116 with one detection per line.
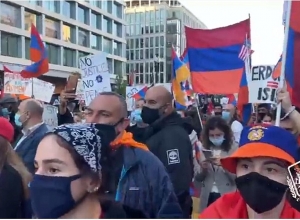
xmin=195 ymin=116 xmax=237 ymax=213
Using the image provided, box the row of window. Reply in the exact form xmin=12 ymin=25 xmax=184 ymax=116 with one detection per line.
xmin=127 ymin=73 xmax=166 ymax=84
xmin=1 ymin=2 xmax=124 ymax=39
xmin=126 ymin=62 xmax=164 ymax=75
xmin=27 ymin=0 xmax=123 ymax=20
xmin=127 ymin=37 xmax=165 ymax=49
xmin=0 ymin=32 xmax=123 ymax=72
xmin=126 ymin=48 xmax=165 ymax=60
xmin=126 ymin=23 xmax=165 ymax=36
xmin=126 ymin=9 xmax=166 ymax=24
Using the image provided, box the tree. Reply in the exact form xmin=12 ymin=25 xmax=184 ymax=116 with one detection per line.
xmin=114 ymin=73 xmax=127 ymax=97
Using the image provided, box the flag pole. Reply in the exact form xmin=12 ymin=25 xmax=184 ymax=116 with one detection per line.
xmin=194 ymin=94 xmax=204 ymax=129
xmin=275 ymin=1 xmax=291 ymax=126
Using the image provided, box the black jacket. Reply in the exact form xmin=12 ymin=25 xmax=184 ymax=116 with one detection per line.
xmin=144 ymin=112 xmax=193 ymax=195
xmin=126 ymin=124 xmax=147 ymax=143
xmin=57 ymin=108 xmax=74 ymax=125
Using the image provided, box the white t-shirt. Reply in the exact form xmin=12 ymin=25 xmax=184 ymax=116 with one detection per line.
xmin=231 ymin=120 xmax=243 ymax=143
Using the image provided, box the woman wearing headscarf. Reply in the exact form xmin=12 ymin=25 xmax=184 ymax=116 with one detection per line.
xmin=30 ymin=123 xmax=146 ymax=218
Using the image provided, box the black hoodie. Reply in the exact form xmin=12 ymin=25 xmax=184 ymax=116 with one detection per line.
xmin=143 ymin=111 xmax=193 ymax=200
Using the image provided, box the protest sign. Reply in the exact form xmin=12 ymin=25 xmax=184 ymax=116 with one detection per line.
xmin=75 ymin=79 xmax=84 ymax=101
xmin=24 ymin=78 xmax=55 ymax=103
xmin=4 ymin=72 xmax=30 ymax=94
xmin=248 ymin=65 xmax=278 ymax=104
xmin=126 ymin=85 xmax=144 ymax=111
xmin=42 ymin=104 xmax=58 ymax=130
xmin=79 ymin=53 xmax=111 ymax=106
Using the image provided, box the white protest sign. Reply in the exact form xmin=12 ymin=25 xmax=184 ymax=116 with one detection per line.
xmin=75 ymin=79 xmax=84 ymax=100
xmin=42 ymin=104 xmax=58 ymax=130
xmin=24 ymin=78 xmax=55 ymax=103
xmin=126 ymin=85 xmax=144 ymax=111
xmin=248 ymin=65 xmax=278 ymax=104
xmin=220 ymin=97 xmax=229 ymax=105
xmin=79 ymin=53 xmax=111 ymax=106
xmin=4 ymin=72 xmax=31 ymax=94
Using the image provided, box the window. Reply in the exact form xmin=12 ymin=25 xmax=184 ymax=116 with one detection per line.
xmin=1 ymin=32 xmax=20 ymax=57
xmin=150 ymin=37 xmax=154 ymax=47
xmin=62 ymin=24 xmax=75 ymax=43
xmin=44 ymin=1 xmax=59 ymax=13
xmin=28 ymin=0 xmax=39 ymax=5
xmin=107 ymin=58 xmax=112 ymax=73
xmin=103 ymin=16 xmax=112 ymax=34
xmin=114 ymin=60 xmax=123 ymax=75
xmin=78 ymin=29 xmax=88 ymax=47
xmin=107 ymin=0 xmax=112 ymax=14
xmin=45 ymin=43 xmax=60 ymax=64
xmin=25 ymin=37 xmax=30 ymax=59
xmin=0 ymin=3 xmax=20 ymax=27
xmin=160 ymin=36 xmax=164 ymax=46
xmin=91 ymin=13 xmax=101 ymax=30
xmin=91 ymin=34 xmax=101 ymax=50
xmin=78 ymin=6 xmax=87 ymax=24
xmin=63 ymin=48 xmax=76 ymax=67
xmin=113 ymin=22 xmax=122 ymax=38
xmin=24 ymin=11 xmax=36 ymax=31
xmin=113 ymin=42 xmax=122 ymax=56
xmin=102 ymin=0 xmax=107 ymax=11
xmin=89 ymin=0 xmax=99 ymax=7
xmin=115 ymin=2 xmax=123 ymax=19
xmin=45 ymin=18 xmax=59 ymax=39
xmin=62 ymin=1 xmax=72 ymax=18
xmin=103 ymin=37 xmax=112 ymax=53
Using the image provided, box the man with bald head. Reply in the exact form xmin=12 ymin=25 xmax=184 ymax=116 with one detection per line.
xmin=14 ymin=99 xmax=49 ymax=173
xmin=142 ymin=86 xmax=194 ymax=218
xmin=84 ymin=91 xmax=183 ymax=218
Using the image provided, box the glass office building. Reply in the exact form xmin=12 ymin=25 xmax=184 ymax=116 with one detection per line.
xmin=0 ymin=0 xmax=126 ymax=82
xmin=125 ymin=0 xmax=206 ymax=85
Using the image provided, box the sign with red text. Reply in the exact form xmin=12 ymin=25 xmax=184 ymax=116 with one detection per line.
xmin=248 ymin=65 xmax=277 ymax=104
xmin=4 ymin=72 xmax=30 ymax=94
xmin=42 ymin=104 xmax=58 ymax=130
xmin=79 ymin=53 xmax=111 ymax=105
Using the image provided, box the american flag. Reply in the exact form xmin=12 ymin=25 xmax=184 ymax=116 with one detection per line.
xmin=267 ymin=81 xmax=279 ymax=89
xmin=238 ymin=39 xmax=254 ymax=61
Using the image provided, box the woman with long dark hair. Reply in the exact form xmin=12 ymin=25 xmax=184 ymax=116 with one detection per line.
xmin=195 ymin=116 xmax=237 ymax=213
xmin=0 ymin=117 xmax=32 ymax=218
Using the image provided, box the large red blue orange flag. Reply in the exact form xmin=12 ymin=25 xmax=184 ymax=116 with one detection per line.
xmin=185 ymin=18 xmax=250 ymax=94
xmin=21 ymin=24 xmax=49 ymax=78
xmin=279 ymin=1 xmax=300 ymax=108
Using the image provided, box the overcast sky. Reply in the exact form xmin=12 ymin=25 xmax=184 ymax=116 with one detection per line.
xmin=182 ymin=0 xmax=284 ymax=66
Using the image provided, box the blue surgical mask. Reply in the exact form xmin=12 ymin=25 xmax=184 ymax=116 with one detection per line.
xmin=131 ymin=108 xmax=143 ymax=123
xmin=14 ymin=113 xmax=22 ymax=127
xmin=209 ymin=136 xmax=225 ymax=147
xmin=222 ymin=111 xmax=231 ymax=121
xmin=1 ymin=108 xmax=10 ymax=117
xmin=29 ymin=174 xmax=82 ymax=218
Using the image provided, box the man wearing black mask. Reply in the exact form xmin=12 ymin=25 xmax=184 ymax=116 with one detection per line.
xmin=142 ymin=85 xmax=193 ymax=218
xmin=257 ymin=103 xmax=270 ymax=122
xmin=213 ymin=103 xmax=223 ymax=116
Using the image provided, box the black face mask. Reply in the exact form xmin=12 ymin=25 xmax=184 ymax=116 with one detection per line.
xmin=141 ymin=106 xmax=161 ymax=125
xmin=258 ymin=113 xmax=266 ymax=120
xmin=235 ymin=172 xmax=287 ymax=214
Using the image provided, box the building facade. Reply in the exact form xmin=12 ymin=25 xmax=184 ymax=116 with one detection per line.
xmin=125 ymin=0 xmax=206 ymax=85
xmin=0 ymin=0 xmax=126 ymax=88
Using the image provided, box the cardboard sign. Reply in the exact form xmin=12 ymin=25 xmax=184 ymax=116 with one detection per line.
xmin=4 ymin=72 xmax=30 ymax=94
xmin=79 ymin=53 xmax=112 ymax=106
xmin=248 ymin=65 xmax=278 ymax=104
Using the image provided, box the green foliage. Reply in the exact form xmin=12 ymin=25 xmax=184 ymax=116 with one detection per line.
xmin=114 ymin=73 xmax=127 ymax=97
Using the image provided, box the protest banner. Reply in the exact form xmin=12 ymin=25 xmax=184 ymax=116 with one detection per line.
xmin=79 ymin=53 xmax=111 ymax=106
xmin=126 ymin=85 xmax=144 ymax=111
xmin=42 ymin=104 xmax=58 ymax=130
xmin=4 ymin=72 xmax=30 ymax=94
xmin=248 ymin=65 xmax=277 ymax=104
xmin=24 ymin=78 xmax=55 ymax=103
xmin=75 ymin=79 xmax=84 ymax=101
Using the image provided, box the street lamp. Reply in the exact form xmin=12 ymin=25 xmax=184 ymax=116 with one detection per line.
xmin=153 ymin=54 xmax=161 ymax=84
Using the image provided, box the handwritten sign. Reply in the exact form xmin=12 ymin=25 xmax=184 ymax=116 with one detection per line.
xmin=248 ymin=65 xmax=277 ymax=104
xmin=79 ymin=53 xmax=112 ymax=106
xmin=42 ymin=104 xmax=58 ymax=130
xmin=75 ymin=79 xmax=84 ymax=100
xmin=24 ymin=78 xmax=55 ymax=103
xmin=4 ymin=72 xmax=30 ymax=94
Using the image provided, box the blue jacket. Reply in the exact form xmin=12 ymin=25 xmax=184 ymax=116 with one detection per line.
xmin=116 ymin=147 xmax=183 ymax=218
xmin=15 ymin=123 xmax=49 ymax=173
